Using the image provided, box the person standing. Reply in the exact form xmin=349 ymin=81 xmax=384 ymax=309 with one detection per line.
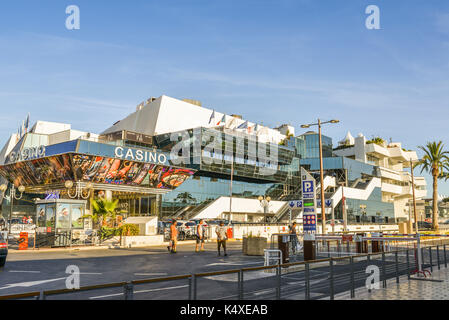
xmin=168 ymin=219 xmax=178 ymax=254
xmin=195 ymin=220 xmax=206 ymax=252
xmin=289 ymin=222 xmax=299 ymax=254
xmin=215 ymin=221 xmax=228 ymax=256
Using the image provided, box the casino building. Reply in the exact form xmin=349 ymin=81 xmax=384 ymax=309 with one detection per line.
xmin=0 ymin=95 xmax=427 ymax=234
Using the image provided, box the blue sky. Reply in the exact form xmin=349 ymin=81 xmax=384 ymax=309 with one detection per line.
xmin=0 ymin=0 xmax=448 ymax=195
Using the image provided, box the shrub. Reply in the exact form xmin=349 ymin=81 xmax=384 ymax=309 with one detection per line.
xmin=118 ymin=224 xmax=140 ymax=236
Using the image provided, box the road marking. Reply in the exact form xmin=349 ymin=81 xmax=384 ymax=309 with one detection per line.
xmin=205 ymin=261 xmax=263 ymax=267
xmin=0 ymin=278 xmax=66 ymax=290
xmin=8 ymin=270 xmax=41 ymax=273
xmin=89 ymin=285 xmax=188 ymax=299
xmin=79 ymin=273 xmax=103 ymax=275
xmin=134 ymin=273 xmax=168 ymax=276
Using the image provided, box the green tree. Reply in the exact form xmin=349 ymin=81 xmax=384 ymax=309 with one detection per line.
xmin=87 ymin=199 xmax=119 ymax=228
xmin=175 ymin=192 xmax=196 ymax=204
xmin=415 ymin=141 xmax=449 ymax=230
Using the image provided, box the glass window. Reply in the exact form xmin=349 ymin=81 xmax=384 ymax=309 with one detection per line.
xmin=37 ymin=205 xmax=46 ymax=228
xmin=56 ymin=204 xmax=71 ymax=229
xmin=46 ymin=206 xmax=56 ymax=228
xmin=71 ymin=205 xmax=84 ymax=229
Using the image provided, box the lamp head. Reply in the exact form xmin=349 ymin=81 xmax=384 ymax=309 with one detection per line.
xmin=0 ymin=184 xmax=7 ymax=192
xmin=301 ymin=125 xmax=310 ymax=129
xmin=65 ymin=180 xmax=74 ymax=189
xmin=258 ymin=196 xmax=263 ymax=202
xmin=266 ymin=196 xmax=271 ymax=202
xmin=18 ymin=185 xmax=26 ymax=193
xmin=330 ymin=119 xmax=340 ymax=124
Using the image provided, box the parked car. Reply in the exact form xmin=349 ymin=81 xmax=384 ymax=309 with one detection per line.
xmin=418 ymin=221 xmax=432 ymax=230
xmin=0 ymin=233 xmax=7 ymax=267
xmin=326 ymin=219 xmax=344 ymax=225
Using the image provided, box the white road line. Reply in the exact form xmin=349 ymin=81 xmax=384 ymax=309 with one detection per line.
xmin=8 ymin=271 xmax=41 ymax=273
xmin=0 ymin=278 xmax=66 ymax=290
xmin=79 ymin=273 xmax=103 ymax=275
xmin=205 ymin=261 xmax=263 ymax=267
xmin=89 ymin=285 xmax=188 ymax=300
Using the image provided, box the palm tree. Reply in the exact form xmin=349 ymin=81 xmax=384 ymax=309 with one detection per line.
xmin=415 ymin=141 xmax=449 ymax=230
xmin=87 ymin=199 xmax=119 ymax=228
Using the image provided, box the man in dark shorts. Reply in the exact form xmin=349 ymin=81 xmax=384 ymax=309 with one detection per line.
xmin=168 ymin=219 xmax=178 ymax=253
xmin=215 ymin=221 xmax=228 ymax=256
xmin=195 ymin=219 xmax=206 ymax=252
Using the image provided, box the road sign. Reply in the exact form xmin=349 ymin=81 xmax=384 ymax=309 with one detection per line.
xmin=289 ymin=200 xmax=303 ymax=208
xmin=303 ymin=214 xmax=316 ymax=232
xmin=301 ymin=168 xmax=317 ymax=233
xmin=317 ymin=199 xmax=334 ymax=208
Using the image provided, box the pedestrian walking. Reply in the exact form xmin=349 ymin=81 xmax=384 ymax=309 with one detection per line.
xmin=215 ymin=221 xmax=228 ymax=256
xmin=289 ymin=222 xmax=299 ymax=254
xmin=195 ymin=219 xmax=206 ymax=252
xmin=168 ymin=219 xmax=178 ymax=253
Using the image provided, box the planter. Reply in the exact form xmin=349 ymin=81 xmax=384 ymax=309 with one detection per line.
xmin=243 ymin=237 xmax=267 ymax=256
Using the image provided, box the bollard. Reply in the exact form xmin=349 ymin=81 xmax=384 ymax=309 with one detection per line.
xmin=305 ymin=263 xmax=310 ymax=300
xmin=382 ymin=252 xmax=386 ymax=288
xmin=429 ymin=247 xmax=433 ymax=272
xmin=238 ymin=270 xmax=244 ymax=300
xmin=350 ymin=257 xmax=355 ymax=299
xmin=123 ymin=282 xmax=134 ymax=300
xmin=406 ymin=249 xmax=411 ymax=280
xmin=38 ymin=291 xmax=46 ymax=300
xmin=276 ymin=265 xmax=281 ymax=300
xmin=329 ymin=259 xmax=334 ymax=300
xmin=444 ymin=245 xmax=447 ymax=268
xmin=437 ymin=246 xmax=441 ymax=270
xmin=192 ymin=275 xmax=197 ymax=300
xmin=188 ymin=277 xmax=192 ymax=300
xmin=395 ymin=251 xmax=399 ymax=284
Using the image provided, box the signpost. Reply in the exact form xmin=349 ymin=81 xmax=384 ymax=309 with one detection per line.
xmin=301 ymin=168 xmax=317 ymax=261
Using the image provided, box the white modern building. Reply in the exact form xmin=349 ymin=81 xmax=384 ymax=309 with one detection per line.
xmin=334 ymin=132 xmax=427 ymax=221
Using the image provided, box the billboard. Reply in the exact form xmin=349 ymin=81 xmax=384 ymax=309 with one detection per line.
xmin=0 ymin=153 xmax=195 ymax=190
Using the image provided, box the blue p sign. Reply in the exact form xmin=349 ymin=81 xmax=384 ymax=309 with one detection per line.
xmin=303 ymin=181 xmax=314 ymax=193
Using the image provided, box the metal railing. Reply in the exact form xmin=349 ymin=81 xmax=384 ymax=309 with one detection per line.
xmin=2 ymin=243 xmax=448 ymax=301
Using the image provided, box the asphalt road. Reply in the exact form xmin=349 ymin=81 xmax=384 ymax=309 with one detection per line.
xmin=0 ymin=242 xmax=441 ymax=300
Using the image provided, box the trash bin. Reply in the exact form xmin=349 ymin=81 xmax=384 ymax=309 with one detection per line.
xmin=278 ymin=235 xmax=290 ymax=264
xmin=303 ymin=233 xmax=316 ymax=261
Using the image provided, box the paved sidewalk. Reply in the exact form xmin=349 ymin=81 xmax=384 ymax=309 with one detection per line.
xmin=336 ymin=268 xmax=449 ymax=300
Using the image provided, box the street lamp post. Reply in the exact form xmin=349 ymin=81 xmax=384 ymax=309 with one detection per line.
xmin=301 ymin=119 xmax=339 ymax=234
xmin=0 ymin=183 xmax=25 ymax=244
xmin=258 ymin=196 xmax=271 ymax=223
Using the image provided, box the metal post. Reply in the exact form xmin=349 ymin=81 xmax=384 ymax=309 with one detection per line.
xmin=192 ymin=275 xmax=197 ymax=300
xmin=416 ymin=233 xmax=423 ymax=273
xmin=437 ymin=246 xmax=441 ymax=270
xmin=382 ymin=252 xmax=386 ymax=288
xmin=444 ymin=245 xmax=447 ymax=268
xmin=238 ymin=270 xmax=244 ymax=300
xmin=395 ymin=251 xmax=399 ymax=284
xmin=337 ymin=240 xmax=341 ymax=258
xmin=406 ymin=249 xmax=411 ymax=279
xmin=124 ymin=282 xmax=134 ymax=300
xmin=276 ymin=264 xmax=281 ymax=300
xmin=38 ymin=291 xmax=45 ymax=300
xmin=429 ymin=247 xmax=433 ymax=272
xmin=329 ymin=259 xmax=334 ymax=300
xmin=350 ymin=257 xmax=355 ymax=298
xmin=188 ymin=277 xmax=192 ymax=300
xmin=318 ymin=119 xmax=326 ymax=234
xmin=305 ymin=263 xmax=310 ymax=300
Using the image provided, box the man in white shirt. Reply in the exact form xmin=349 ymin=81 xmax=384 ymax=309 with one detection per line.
xmin=215 ymin=221 xmax=228 ymax=256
